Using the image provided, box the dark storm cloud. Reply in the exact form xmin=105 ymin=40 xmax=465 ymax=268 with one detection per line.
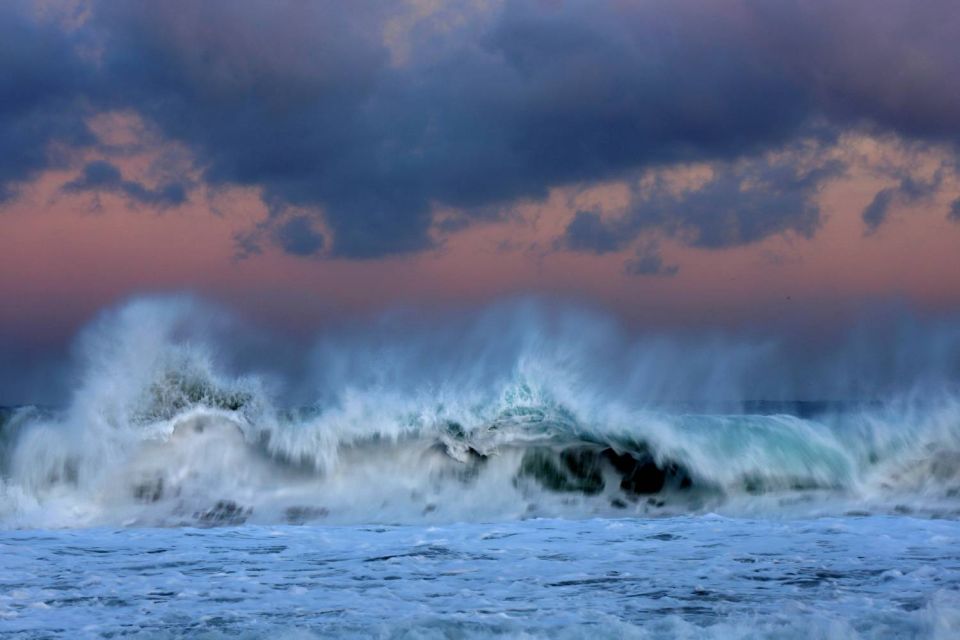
xmin=90 ymin=0 xmax=399 ymax=257
xmin=1 ymin=0 xmax=959 ymax=256
xmin=949 ymin=199 xmax=960 ymax=223
xmin=750 ymin=0 xmax=960 ymax=141
xmin=274 ymin=216 xmax=325 ymax=257
xmin=560 ymin=153 xmax=843 ymax=262
xmin=861 ymin=189 xmax=897 ymax=234
xmin=561 ymin=211 xmax=625 ymax=255
xmin=0 ymin=1 xmax=93 ymax=201
xmin=63 ymin=160 xmax=188 ymax=208
xmin=861 ymin=175 xmax=942 ymax=234
xmin=624 ymin=242 xmax=679 ymax=278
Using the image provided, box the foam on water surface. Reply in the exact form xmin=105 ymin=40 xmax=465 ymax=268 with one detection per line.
xmin=2 ymin=516 xmax=959 ymax=639
xmin=2 ymin=297 xmax=960 ymax=637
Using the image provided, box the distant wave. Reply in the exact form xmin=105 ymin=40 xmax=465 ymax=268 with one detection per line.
xmin=2 ymin=296 xmax=960 ymax=528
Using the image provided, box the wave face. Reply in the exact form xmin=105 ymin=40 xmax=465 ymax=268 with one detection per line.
xmin=2 ymin=296 xmax=960 ymax=528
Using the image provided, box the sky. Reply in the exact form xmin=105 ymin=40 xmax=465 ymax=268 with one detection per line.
xmin=1 ymin=0 xmax=960 ymax=385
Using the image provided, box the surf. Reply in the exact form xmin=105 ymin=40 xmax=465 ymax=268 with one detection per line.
xmin=1 ymin=295 xmax=960 ymax=528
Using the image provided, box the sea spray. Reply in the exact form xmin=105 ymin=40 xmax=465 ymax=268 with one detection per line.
xmin=1 ymin=295 xmax=959 ymax=528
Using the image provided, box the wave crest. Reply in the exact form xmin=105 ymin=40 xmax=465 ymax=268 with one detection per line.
xmin=2 ymin=295 xmax=960 ymax=527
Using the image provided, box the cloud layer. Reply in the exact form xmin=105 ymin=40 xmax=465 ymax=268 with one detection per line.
xmin=1 ymin=0 xmax=958 ymax=259
xmin=63 ymin=160 xmax=187 ymax=208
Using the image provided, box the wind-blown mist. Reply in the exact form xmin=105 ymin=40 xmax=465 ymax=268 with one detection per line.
xmin=1 ymin=295 xmax=960 ymax=528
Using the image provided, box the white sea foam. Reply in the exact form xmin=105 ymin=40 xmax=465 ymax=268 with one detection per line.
xmin=1 ymin=295 xmax=959 ymax=528
xmin=1 ymin=516 xmax=959 ymax=638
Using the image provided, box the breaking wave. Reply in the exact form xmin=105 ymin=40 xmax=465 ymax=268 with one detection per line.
xmin=2 ymin=295 xmax=960 ymax=528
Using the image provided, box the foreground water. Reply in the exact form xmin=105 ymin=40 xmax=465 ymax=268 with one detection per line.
xmin=2 ymin=515 xmax=959 ymax=639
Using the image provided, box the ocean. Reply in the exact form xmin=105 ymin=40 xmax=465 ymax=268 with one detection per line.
xmin=2 ymin=297 xmax=960 ymax=638
xmin=2 ymin=516 xmax=959 ymax=638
